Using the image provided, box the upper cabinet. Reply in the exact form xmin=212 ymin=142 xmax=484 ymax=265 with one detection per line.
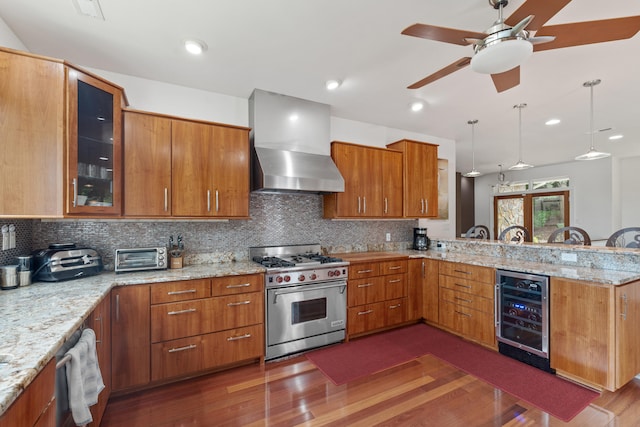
xmin=67 ymin=70 xmax=124 ymax=215
xmin=324 ymin=141 xmax=403 ymax=219
xmin=386 ymin=139 xmax=438 ymax=218
xmin=0 ymin=49 xmax=65 ymax=218
xmin=123 ymin=110 xmax=250 ymax=218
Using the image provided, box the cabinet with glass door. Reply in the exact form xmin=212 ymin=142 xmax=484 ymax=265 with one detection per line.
xmin=67 ymin=69 xmax=124 ymax=215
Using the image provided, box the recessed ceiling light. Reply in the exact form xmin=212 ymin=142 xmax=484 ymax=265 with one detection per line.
xmin=545 ymin=118 xmax=561 ymax=126
xmin=410 ymin=101 xmax=424 ymax=112
xmin=325 ymin=79 xmax=342 ymax=90
xmin=609 ymin=134 xmax=624 ymax=140
xmin=289 ymin=114 xmax=299 ymax=122
xmin=184 ymin=39 xmax=207 ymax=55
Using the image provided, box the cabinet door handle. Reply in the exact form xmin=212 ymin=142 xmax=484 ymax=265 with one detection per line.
xmin=363 ymin=197 xmax=366 ymax=213
xmin=454 ymin=283 xmax=472 ymax=289
xmin=226 ymin=283 xmax=251 ymax=289
xmin=168 ymin=344 xmax=197 ymax=353
xmin=358 ymin=310 xmax=373 ymax=315
xmin=207 ymin=190 xmax=211 ymax=212
xmin=384 ymin=197 xmax=388 ymax=214
xmin=72 ymin=178 xmax=78 ymax=208
xmin=115 ymin=294 xmax=120 ymax=322
xmin=455 ymin=296 xmax=472 ymax=303
xmin=227 ymin=300 xmax=251 ymax=306
xmin=167 ymin=289 xmax=197 ymax=295
xmin=621 ymin=293 xmax=628 ymax=320
xmin=424 ymin=198 xmax=428 ymax=213
xmin=453 ymin=269 xmax=472 ymax=275
xmin=389 ymin=304 xmax=402 ymax=309
xmin=227 ymin=333 xmax=252 ymax=341
xmin=389 ymin=266 xmax=402 ymax=270
xmin=455 ymin=310 xmax=472 ymax=317
xmin=421 ymin=199 xmax=424 ymax=214
xmin=215 ymin=190 xmax=219 ymax=212
xmin=164 ymin=187 xmax=168 ymax=212
xmin=357 ymin=196 xmax=361 ymax=214
xmin=421 ymin=261 xmax=425 ymax=278
xmin=357 ymin=269 xmax=373 ymax=274
xmin=388 ymin=279 xmax=402 ymax=284
xmin=95 ymin=315 xmax=103 ymax=344
xmin=168 ymin=308 xmax=197 ymax=315
xmin=357 ymin=283 xmax=373 ymax=288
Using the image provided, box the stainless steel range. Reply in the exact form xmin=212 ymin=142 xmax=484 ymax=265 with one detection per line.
xmin=250 ymin=244 xmax=348 ymax=360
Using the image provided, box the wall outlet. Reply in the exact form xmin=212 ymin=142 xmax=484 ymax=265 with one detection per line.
xmin=561 ymin=252 xmax=577 ymax=262
xmin=385 ymin=232 xmax=391 ymax=242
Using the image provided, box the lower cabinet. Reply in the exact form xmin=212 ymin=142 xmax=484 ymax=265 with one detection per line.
xmin=550 ymin=277 xmax=640 ymax=391
xmin=408 ymin=258 xmax=439 ymax=323
xmin=347 ymin=259 xmax=408 ymax=338
xmin=438 ymin=261 xmax=495 ymax=347
xmin=87 ymin=295 xmax=111 ymax=427
xmin=0 ymin=358 xmax=56 ymax=427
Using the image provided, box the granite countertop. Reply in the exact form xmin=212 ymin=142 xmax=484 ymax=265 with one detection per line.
xmin=0 ymin=261 xmax=264 ymax=417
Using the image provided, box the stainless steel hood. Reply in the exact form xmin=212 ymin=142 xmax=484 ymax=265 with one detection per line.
xmin=249 ymin=89 xmax=344 ymax=194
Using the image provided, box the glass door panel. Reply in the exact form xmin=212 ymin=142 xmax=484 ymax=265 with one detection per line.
xmin=496 ymin=196 xmax=524 ymax=237
xmin=532 ymin=194 xmax=567 ymax=242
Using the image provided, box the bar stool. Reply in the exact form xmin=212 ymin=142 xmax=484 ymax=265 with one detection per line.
xmin=605 ymin=227 xmax=640 ymax=248
xmin=547 ymin=226 xmax=591 ymax=246
xmin=465 ymin=225 xmax=490 ymax=240
xmin=498 ymin=225 xmax=531 ymax=243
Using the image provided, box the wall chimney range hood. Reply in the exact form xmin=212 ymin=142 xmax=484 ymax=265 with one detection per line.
xmin=249 ymin=89 xmax=344 ymax=194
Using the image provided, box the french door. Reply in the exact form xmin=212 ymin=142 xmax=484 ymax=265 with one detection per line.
xmin=494 ymin=191 xmax=569 ymax=243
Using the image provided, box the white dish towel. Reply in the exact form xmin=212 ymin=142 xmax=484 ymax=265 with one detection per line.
xmin=65 ymin=328 xmax=105 ymax=426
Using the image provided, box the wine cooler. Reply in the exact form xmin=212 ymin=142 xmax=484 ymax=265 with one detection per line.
xmin=495 ymin=269 xmax=553 ymax=373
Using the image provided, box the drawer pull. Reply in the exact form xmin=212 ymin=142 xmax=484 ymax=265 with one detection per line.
xmin=455 ymin=310 xmax=472 ymax=317
xmin=357 ymin=283 xmax=373 ymax=288
xmin=227 ymin=300 xmax=251 ymax=306
xmin=389 ymin=266 xmax=402 ymax=270
xmin=454 ymin=283 xmax=472 ymax=289
xmin=168 ymin=344 xmax=197 ymax=353
xmin=358 ymin=310 xmax=373 ymax=315
xmin=388 ymin=279 xmax=402 ymax=284
xmin=455 ymin=297 xmax=472 ymax=303
xmin=357 ymin=269 xmax=373 ymax=274
xmin=453 ymin=269 xmax=472 ymax=275
xmin=167 ymin=289 xmax=197 ymax=295
xmin=168 ymin=308 xmax=197 ymax=315
xmin=226 ymin=283 xmax=251 ymax=289
xmin=227 ymin=333 xmax=252 ymax=341
xmin=389 ymin=304 xmax=402 ymax=309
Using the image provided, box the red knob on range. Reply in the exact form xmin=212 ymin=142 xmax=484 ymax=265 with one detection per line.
xmin=310 ymin=273 xmax=317 ymax=280
xmin=328 ymin=270 xmax=334 ymax=277
xmin=298 ymin=274 xmax=305 ymax=281
xmin=276 ymin=276 xmax=283 ymax=283
xmin=284 ymin=275 xmax=291 ymax=282
xmin=333 ymin=270 xmax=341 ymax=277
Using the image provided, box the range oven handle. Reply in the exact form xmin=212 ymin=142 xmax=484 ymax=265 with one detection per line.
xmin=271 ymin=282 xmax=347 ymax=304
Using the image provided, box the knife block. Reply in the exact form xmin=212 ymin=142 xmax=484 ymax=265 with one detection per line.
xmin=170 ymin=256 xmax=183 ymax=269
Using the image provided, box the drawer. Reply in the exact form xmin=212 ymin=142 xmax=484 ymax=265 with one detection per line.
xmin=440 ymin=287 xmax=493 ymax=313
xmin=384 ymin=297 xmax=407 ymax=327
xmin=349 ymin=262 xmax=380 ymax=279
xmin=151 ymin=335 xmax=206 ymax=381
xmin=384 ymin=273 xmax=407 ymax=300
xmin=211 ymin=274 xmax=263 ymax=296
xmin=380 ymin=260 xmax=407 ymax=275
xmin=211 ymin=292 xmax=264 ymax=331
xmin=440 ymin=261 xmax=494 ymax=284
xmin=151 ymin=299 xmax=211 ymax=342
xmin=150 ymin=279 xmax=211 ymax=304
xmin=439 ymin=300 xmax=495 ymax=346
xmin=205 ymin=324 xmax=263 ymax=367
xmin=348 ymin=276 xmax=384 ymax=306
xmin=348 ymin=301 xmax=386 ymax=335
xmin=439 ymin=274 xmax=495 ymax=299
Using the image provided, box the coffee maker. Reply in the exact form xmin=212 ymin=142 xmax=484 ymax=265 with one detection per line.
xmin=413 ymin=228 xmax=430 ymax=251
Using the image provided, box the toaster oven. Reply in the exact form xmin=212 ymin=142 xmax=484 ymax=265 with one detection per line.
xmin=115 ymin=247 xmax=167 ymax=273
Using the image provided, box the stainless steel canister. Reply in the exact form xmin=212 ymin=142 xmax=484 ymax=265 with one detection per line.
xmin=16 ymin=255 xmax=33 ymax=286
xmin=0 ymin=265 xmax=19 ymax=290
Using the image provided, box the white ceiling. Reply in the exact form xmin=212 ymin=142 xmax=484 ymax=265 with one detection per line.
xmin=1 ymin=0 xmax=639 ymax=175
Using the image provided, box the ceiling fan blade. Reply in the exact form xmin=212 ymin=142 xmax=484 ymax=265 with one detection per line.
xmin=407 ymin=57 xmax=471 ymax=89
xmin=491 ymin=67 xmax=520 ymax=93
xmin=505 ymin=0 xmax=572 ymax=31
xmin=402 ymin=23 xmax=485 ymax=46
xmin=534 ymin=16 xmax=640 ymax=52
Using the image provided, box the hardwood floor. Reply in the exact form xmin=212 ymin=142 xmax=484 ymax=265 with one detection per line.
xmin=100 ymin=351 xmax=640 ymax=427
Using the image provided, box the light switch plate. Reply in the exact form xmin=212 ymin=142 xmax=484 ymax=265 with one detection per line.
xmin=561 ymin=252 xmax=578 ymax=262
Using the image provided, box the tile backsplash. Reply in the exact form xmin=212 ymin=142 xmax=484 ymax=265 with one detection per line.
xmin=29 ymin=193 xmax=416 ymax=270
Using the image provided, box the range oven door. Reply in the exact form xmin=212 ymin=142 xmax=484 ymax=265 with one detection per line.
xmin=266 ymin=281 xmax=346 ymax=360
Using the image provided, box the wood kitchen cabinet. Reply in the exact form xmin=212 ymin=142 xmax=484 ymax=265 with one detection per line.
xmin=123 ymin=110 xmax=250 ymax=218
xmin=438 ymin=261 xmax=495 ymax=347
xmin=386 ymin=139 xmax=438 ymax=218
xmin=86 ymin=294 xmax=111 ymax=427
xmin=111 ymin=285 xmax=151 ymax=392
xmin=550 ymin=277 xmax=640 ymax=391
xmin=408 ymin=258 xmax=439 ymax=323
xmin=324 ymin=141 xmax=403 ymax=218
xmin=347 ymin=258 xmax=408 ymax=338
xmin=0 ymin=358 xmax=56 ymax=427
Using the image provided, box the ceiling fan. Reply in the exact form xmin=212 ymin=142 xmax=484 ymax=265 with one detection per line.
xmin=402 ymin=0 xmax=640 ymax=92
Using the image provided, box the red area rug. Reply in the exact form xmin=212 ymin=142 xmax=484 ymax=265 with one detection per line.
xmin=306 ymin=323 xmax=599 ymax=422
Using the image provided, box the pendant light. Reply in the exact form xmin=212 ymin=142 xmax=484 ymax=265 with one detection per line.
xmin=463 ymin=119 xmax=482 ymax=177
xmin=509 ymin=103 xmax=534 ymax=170
xmin=575 ymin=79 xmax=610 ymax=161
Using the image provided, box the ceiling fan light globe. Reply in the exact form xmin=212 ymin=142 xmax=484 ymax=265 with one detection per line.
xmin=470 ymin=39 xmax=533 ymax=74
